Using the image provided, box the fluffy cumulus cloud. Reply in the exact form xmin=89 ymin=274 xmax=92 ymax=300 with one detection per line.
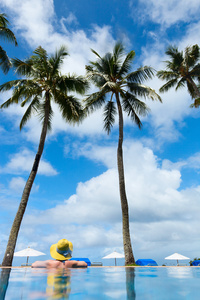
xmin=1 ymin=0 xmax=55 ymax=46
xmin=0 ymin=0 xmax=117 ymax=143
xmin=0 ymin=148 xmax=58 ymax=176
xmin=0 ymin=0 xmax=115 ymax=74
xmin=13 ymin=140 xmax=200 ymax=263
xmin=0 ymin=0 xmax=198 ymax=145
xmin=1 ymin=0 xmax=200 ymax=265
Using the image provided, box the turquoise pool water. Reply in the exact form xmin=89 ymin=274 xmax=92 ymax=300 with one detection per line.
xmin=0 ymin=266 xmax=200 ymax=299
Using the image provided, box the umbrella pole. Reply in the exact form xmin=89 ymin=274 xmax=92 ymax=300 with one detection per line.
xmin=115 ymin=258 xmax=116 ymax=266
xmin=26 ymin=256 xmax=29 ymax=265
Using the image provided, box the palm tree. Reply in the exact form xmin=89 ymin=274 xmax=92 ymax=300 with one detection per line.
xmin=0 ymin=46 xmax=88 ymax=266
xmin=157 ymin=44 xmax=200 ymax=107
xmin=0 ymin=13 xmax=17 ymax=74
xmin=84 ymin=42 xmax=161 ymax=265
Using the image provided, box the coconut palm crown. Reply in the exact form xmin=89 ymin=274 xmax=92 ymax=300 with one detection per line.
xmin=0 ymin=13 xmax=17 ymax=74
xmin=0 ymin=45 xmax=88 ymax=266
xmin=157 ymin=44 xmax=200 ymax=107
xmin=84 ymin=41 xmax=161 ymax=265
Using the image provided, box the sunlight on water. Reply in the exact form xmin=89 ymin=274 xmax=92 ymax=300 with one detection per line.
xmin=0 ymin=267 xmax=200 ymax=299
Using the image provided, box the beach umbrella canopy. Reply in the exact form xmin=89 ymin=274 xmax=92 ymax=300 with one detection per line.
xmin=102 ymin=251 xmax=125 ymax=266
xmin=165 ymin=253 xmax=190 ymax=265
xmin=14 ymin=247 xmax=46 ymax=264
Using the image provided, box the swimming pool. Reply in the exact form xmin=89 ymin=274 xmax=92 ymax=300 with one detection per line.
xmin=0 ymin=266 xmax=200 ymax=299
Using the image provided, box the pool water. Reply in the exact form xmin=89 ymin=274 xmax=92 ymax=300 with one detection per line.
xmin=0 ymin=266 xmax=200 ymax=299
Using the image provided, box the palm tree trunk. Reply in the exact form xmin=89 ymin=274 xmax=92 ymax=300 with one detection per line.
xmin=1 ymin=95 xmax=50 ymax=266
xmin=0 ymin=268 xmax=11 ymax=299
xmin=116 ymin=93 xmax=135 ymax=265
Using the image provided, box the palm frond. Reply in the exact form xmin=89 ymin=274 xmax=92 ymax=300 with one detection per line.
xmin=0 ymin=13 xmax=17 ymax=45
xmin=50 ymin=45 xmax=68 ymax=76
xmin=19 ymin=96 xmax=40 ymax=130
xmin=33 ymin=46 xmax=48 ymax=60
xmin=102 ymin=53 xmax=115 ymax=76
xmin=190 ymin=64 xmax=200 ymax=77
xmin=11 ymin=58 xmax=33 ymax=76
xmin=86 ymin=67 xmax=109 ymax=88
xmin=127 ymin=82 xmax=162 ymax=102
xmin=0 ymin=27 xmax=17 ymax=45
xmin=186 ymin=80 xmax=196 ymax=98
xmin=113 ymin=42 xmax=124 ymax=59
xmin=159 ymin=78 xmax=179 ymax=93
xmin=118 ymin=50 xmax=135 ymax=78
xmin=101 ymin=81 xmax=118 ymax=91
xmin=166 ymin=46 xmax=183 ymax=64
xmin=0 ymin=80 xmax=17 ymax=92
xmin=0 ymin=13 xmax=9 ymax=27
xmin=91 ymin=48 xmax=102 ymax=59
xmin=103 ymin=99 xmax=117 ymax=134
xmin=60 ymin=75 xmax=89 ymax=95
xmin=0 ymin=45 xmax=11 ymax=74
xmin=0 ymin=97 xmax=17 ymax=108
xmin=175 ymin=77 xmax=186 ymax=91
xmin=88 ymin=61 xmax=105 ymax=74
xmin=121 ymin=92 xmax=150 ymax=128
xmin=191 ymin=97 xmax=200 ymax=108
xmin=113 ymin=42 xmax=125 ymax=70
xmin=84 ymin=91 xmax=107 ymax=113
xmin=57 ymin=95 xmax=84 ymax=124
xmin=184 ymin=44 xmax=200 ymax=68
xmin=126 ymin=66 xmax=155 ymax=83
xmin=37 ymin=98 xmax=53 ymax=132
xmin=157 ymin=70 xmax=179 ymax=81
xmin=31 ymin=46 xmax=49 ymax=77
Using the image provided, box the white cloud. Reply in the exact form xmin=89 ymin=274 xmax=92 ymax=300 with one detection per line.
xmin=163 ymin=152 xmax=200 ymax=171
xmin=0 ymin=0 xmax=117 ymax=143
xmin=2 ymin=0 xmax=55 ymax=46
xmin=9 ymin=176 xmax=26 ymax=192
xmin=15 ymin=140 xmax=200 ymax=262
xmin=1 ymin=0 xmax=198 ymax=147
xmin=133 ymin=0 xmax=200 ymax=27
xmin=61 ymin=13 xmax=78 ymax=26
xmin=9 ymin=176 xmax=39 ymax=193
xmin=0 ymin=148 xmax=58 ymax=176
xmin=1 ymin=0 xmax=200 ymax=265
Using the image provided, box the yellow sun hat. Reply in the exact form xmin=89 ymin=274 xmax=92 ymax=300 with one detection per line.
xmin=50 ymin=239 xmax=73 ymax=261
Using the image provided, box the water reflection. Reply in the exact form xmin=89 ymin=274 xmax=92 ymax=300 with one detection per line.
xmin=0 ymin=268 xmax=11 ymax=300
xmin=167 ymin=267 xmax=193 ymax=278
xmin=126 ymin=268 xmax=136 ymax=300
xmin=46 ymin=269 xmax=71 ymax=299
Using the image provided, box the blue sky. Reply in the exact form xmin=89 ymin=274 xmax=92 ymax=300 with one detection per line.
xmin=0 ymin=0 xmax=200 ymax=266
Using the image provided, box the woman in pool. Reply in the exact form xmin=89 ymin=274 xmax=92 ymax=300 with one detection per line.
xmin=32 ymin=238 xmax=87 ymax=269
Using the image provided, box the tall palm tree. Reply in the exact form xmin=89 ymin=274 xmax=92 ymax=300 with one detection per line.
xmin=84 ymin=42 xmax=161 ymax=265
xmin=0 ymin=13 xmax=17 ymax=74
xmin=0 ymin=46 xmax=88 ymax=266
xmin=157 ymin=44 xmax=200 ymax=107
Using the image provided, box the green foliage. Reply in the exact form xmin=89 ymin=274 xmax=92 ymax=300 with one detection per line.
xmin=189 ymin=257 xmax=200 ymax=266
xmin=0 ymin=13 xmax=17 ymax=74
xmin=0 ymin=45 xmax=89 ymax=130
xmin=158 ymin=44 xmax=200 ymax=102
xmin=84 ymin=41 xmax=161 ymax=265
xmin=85 ymin=41 xmax=161 ymax=134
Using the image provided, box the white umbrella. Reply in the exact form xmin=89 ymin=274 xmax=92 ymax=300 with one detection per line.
xmin=102 ymin=251 xmax=125 ymax=266
xmin=165 ymin=253 xmax=190 ymax=266
xmin=14 ymin=247 xmax=46 ymax=265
